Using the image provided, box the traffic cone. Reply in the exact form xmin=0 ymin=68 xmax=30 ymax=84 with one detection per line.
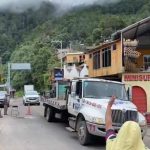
xmin=0 ymin=109 xmax=3 ymax=118
xmin=26 ymin=104 xmax=32 ymax=115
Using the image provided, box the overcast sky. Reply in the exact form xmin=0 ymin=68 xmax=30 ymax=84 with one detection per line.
xmin=0 ymin=0 xmax=120 ymax=12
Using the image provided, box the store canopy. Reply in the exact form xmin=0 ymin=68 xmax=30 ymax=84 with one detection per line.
xmin=122 ymin=17 xmax=150 ymax=39
xmin=113 ymin=17 xmax=150 ymax=49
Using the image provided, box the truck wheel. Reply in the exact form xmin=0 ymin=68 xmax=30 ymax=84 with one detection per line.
xmin=44 ymin=107 xmax=47 ymax=117
xmin=77 ymin=120 xmax=91 ymax=145
xmin=46 ymin=107 xmax=55 ymax=122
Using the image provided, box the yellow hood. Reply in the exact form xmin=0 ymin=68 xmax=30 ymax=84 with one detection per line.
xmin=107 ymin=121 xmax=148 ymax=150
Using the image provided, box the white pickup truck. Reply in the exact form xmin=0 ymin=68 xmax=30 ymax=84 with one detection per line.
xmin=43 ymin=78 xmax=147 ymax=145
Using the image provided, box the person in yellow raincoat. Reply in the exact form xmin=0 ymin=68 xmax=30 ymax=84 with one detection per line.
xmin=105 ymin=96 xmax=149 ymax=150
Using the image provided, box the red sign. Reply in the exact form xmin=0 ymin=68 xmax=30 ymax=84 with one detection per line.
xmin=124 ymin=74 xmax=150 ymax=81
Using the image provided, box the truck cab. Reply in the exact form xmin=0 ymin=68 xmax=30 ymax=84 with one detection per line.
xmin=67 ymin=78 xmax=147 ymax=145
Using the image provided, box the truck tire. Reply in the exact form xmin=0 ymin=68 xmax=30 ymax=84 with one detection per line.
xmin=44 ymin=107 xmax=47 ymax=117
xmin=77 ymin=120 xmax=91 ymax=145
xmin=37 ymin=103 xmax=40 ymax=106
xmin=46 ymin=107 xmax=55 ymax=122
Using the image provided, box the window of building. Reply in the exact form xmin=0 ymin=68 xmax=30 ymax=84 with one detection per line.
xmin=144 ymin=55 xmax=150 ymax=70
xmin=93 ymin=51 xmax=100 ymax=69
xmin=112 ymin=44 xmax=117 ymax=50
xmin=102 ymin=47 xmax=111 ymax=67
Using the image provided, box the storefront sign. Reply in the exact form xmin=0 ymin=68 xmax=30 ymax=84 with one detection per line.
xmin=124 ymin=74 xmax=150 ymax=81
xmin=54 ymin=69 xmax=64 ymax=80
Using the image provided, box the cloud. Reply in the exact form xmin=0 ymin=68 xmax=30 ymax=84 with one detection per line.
xmin=49 ymin=0 xmax=120 ymax=16
xmin=0 ymin=0 xmax=48 ymax=12
xmin=49 ymin=0 xmax=120 ymax=7
xmin=0 ymin=0 xmax=120 ymax=13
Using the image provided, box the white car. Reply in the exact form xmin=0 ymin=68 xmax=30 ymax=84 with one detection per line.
xmin=0 ymin=91 xmax=10 ymax=108
xmin=23 ymin=91 xmax=40 ymax=106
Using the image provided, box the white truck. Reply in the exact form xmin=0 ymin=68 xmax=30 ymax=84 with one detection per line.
xmin=24 ymin=85 xmax=34 ymax=92
xmin=43 ymin=78 xmax=147 ymax=145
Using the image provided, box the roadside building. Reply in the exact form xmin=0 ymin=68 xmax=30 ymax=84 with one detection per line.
xmin=62 ymin=51 xmax=86 ymax=66
xmin=62 ymin=51 xmax=88 ymax=79
xmin=85 ymin=17 xmax=150 ymax=123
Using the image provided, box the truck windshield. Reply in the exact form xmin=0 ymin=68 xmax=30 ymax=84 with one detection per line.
xmin=83 ymin=81 xmax=128 ymax=100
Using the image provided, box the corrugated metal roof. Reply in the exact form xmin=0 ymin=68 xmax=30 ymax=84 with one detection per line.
xmin=85 ymin=40 xmax=119 ymax=53
xmin=113 ymin=16 xmax=150 ymax=40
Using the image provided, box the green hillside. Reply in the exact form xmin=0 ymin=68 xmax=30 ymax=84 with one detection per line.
xmin=0 ymin=0 xmax=150 ymax=90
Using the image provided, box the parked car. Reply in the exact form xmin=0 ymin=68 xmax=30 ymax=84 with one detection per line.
xmin=0 ymin=91 xmax=10 ymax=108
xmin=23 ymin=90 xmax=40 ymax=106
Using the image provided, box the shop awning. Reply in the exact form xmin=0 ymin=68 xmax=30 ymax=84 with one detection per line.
xmin=113 ymin=17 xmax=150 ymax=49
xmin=122 ymin=17 xmax=150 ymax=39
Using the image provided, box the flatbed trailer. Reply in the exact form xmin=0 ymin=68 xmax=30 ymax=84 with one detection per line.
xmin=43 ymin=98 xmax=67 ymax=110
xmin=43 ymin=98 xmax=68 ymax=122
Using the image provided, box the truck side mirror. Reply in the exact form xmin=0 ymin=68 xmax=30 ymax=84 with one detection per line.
xmin=127 ymin=87 xmax=132 ymax=101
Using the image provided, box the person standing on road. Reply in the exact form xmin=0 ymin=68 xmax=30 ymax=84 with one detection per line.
xmin=4 ymin=94 xmax=8 ymax=115
xmin=105 ymin=96 xmax=149 ymax=150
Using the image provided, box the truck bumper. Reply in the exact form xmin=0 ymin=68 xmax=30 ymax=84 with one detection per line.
xmin=86 ymin=122 xmax=120 ymax=137
xmin=140 ymin=125 xmax=147 ymax=137
xmin=86 ymin=122 xmax=147 ymax=137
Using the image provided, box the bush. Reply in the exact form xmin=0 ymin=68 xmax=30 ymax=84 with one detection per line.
xmin=15 ymin=91 xmax=24 ymax=97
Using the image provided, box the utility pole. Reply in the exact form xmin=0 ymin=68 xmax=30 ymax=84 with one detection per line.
xmin=0 ymin=57 xmax=2 ymax=83
xmin=51 ymin=40 xmax=63 ymax=69
xmin=7 ymin=63 xmax=11 ymax=94
xmin=69 ymin=41 xmax=72 ymax=51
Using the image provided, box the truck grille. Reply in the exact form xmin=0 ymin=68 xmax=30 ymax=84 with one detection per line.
xmin=112 ymin=110 xmax=138 ymax=125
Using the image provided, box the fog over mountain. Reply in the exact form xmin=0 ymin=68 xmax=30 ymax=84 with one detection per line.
xmin=0 ymin=0 xmax=120 ymax=12
xmin=0 ymin=0 xmax=48 ymax=12
xmin=49 ymin=0 xmax=120 ymax=7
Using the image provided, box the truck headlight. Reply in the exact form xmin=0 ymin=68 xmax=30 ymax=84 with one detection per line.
xmin=139 ymin=120 xmax=147 ymax=126
xmin=91 ymin=117 xmax=104 ymax=124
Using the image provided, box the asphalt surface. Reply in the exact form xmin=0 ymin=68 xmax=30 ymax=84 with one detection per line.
xmin=0 ymin=98 xmax=105 ymax=150
xmin=0 ymin=98 xmax=149 ymax=150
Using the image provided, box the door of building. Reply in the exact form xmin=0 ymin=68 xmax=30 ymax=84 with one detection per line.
xmin=132 ymin=86 xmax=147 ymax=113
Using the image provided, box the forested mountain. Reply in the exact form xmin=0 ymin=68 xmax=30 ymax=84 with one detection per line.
xmin=0 ymin=0 xmax=150 ymax=90
xmin=0 ymin=2 xmax=55 ymax=63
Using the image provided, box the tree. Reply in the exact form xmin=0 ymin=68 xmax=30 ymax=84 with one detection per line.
xmin=92 ymin=28 xmax=102 ymax=43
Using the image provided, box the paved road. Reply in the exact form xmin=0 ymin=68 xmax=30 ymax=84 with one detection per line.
xmin=0 ymin=98 xmax=149 ymax=150
xmin=0 ymin=99 xmax=105 ymax=150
